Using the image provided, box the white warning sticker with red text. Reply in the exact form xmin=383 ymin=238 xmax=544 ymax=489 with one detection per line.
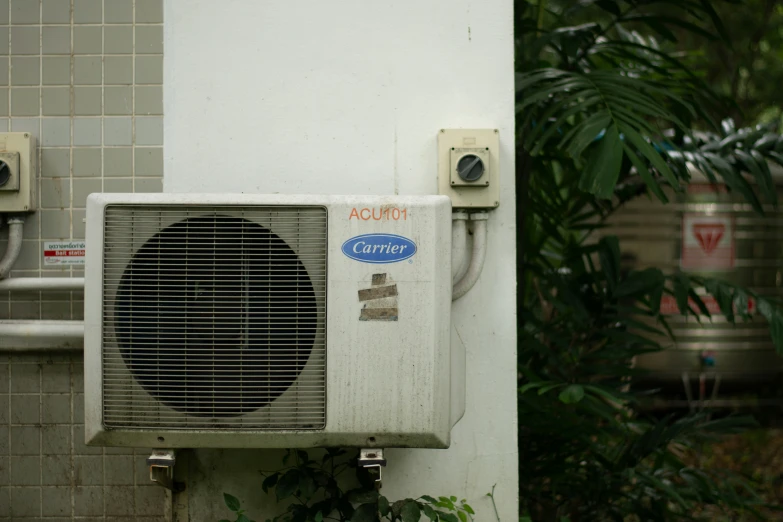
xmin=681 ymin=213 xmax=734 ymax=270
xmin=43 ymin=241 xmax=86 ymax=266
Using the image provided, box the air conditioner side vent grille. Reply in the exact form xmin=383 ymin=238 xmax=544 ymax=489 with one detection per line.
xmin=101 ymin=205 xmax=327 ymax=430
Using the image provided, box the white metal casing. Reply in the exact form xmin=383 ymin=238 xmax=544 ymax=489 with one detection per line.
xmin=84 ymin=193 xmax=456 ymax=449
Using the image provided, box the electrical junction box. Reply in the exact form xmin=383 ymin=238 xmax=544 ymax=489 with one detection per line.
xmin=84 ymin=193 xmax=463 ymax=449
xmin=438 ymin=129 xmax=500 ymax=209
xmin=0 ymin=133 xmax=36 ymax=213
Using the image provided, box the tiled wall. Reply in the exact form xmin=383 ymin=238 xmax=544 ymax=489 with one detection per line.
xmin=0 ymin=0 xmax=166 ymax=519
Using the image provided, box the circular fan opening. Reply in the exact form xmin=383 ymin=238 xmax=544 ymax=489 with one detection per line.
xmin=114 ymin=215 xmax=317 ymax=418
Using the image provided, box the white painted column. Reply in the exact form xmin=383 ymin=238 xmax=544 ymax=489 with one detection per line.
xmin=164 ymin=0 xmax=517 ymax=519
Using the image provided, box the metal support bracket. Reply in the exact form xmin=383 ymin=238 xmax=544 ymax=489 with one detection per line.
xmin=148 ymin=449 xmax=184 ymax=492
xmin=358 ymin=448 xmax=387 ymax=489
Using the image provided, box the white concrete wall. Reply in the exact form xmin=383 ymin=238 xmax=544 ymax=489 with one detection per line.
xmin=164 ymin=0 xmax=517 ymax=520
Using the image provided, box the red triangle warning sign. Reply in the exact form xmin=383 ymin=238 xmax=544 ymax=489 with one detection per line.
xmin=692 ymin=223 xmax=725 ymax=254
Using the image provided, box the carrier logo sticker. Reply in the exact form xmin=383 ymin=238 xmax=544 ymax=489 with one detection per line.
xmin=341 ymin=234 xmax=416 ymax=264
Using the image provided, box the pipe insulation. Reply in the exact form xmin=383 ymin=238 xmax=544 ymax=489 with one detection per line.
xmin=452 ymin=212 xmax=488 ymax=301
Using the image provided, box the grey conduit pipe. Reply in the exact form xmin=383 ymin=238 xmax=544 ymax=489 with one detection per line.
xmin=451 ymin=211 xmax=469 ymax=282
xmin=0 ymin=277 xmax=85 ymax=292
xmin=0 ymin=320 xmax=85 ymax=351
xmin=452 ymin=212 xmax=488 ymax=301
xmin=0 ymin=216 xmax=24 ymax=280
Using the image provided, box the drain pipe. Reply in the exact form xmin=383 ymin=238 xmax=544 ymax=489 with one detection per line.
xmin=0 ymin=216 xmax=24 ymax=280
xmin=452 ymin=212 xmax=488 ymax=301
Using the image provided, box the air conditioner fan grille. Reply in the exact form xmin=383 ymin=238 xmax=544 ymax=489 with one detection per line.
xmin=101 ymin=205 xmax=327 ymax=430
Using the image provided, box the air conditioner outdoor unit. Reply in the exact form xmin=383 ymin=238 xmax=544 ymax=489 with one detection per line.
xmin=84 ymin=193 xmax=459 ymax=449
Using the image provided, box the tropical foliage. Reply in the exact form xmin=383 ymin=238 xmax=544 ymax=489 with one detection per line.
xmin=516 ymin=0 xmax=783 ymax=519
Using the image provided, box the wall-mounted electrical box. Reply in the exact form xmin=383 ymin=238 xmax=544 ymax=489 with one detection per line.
xmin=0 ymin=133 xmax=36 ymax=213
xmin=438 ymin=129 xmax=499 ymax=209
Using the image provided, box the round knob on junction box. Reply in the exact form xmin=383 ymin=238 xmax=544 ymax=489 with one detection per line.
xmin=456 ymin=154 xmax=485 ymax=182
xmin=0 ymin=160 xmax=11 ymax=187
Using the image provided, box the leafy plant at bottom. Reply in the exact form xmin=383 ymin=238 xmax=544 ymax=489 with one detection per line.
xmin=219 ymin=449 xmax=475 ymax=522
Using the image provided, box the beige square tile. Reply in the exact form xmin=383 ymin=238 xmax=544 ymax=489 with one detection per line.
xmin=134 ymin=85 xmax=162 ymax=115
xmin=9 ymin=118 xmax=36 ymax=135
xmin=136 ymin=0 xmax=163 ymax=23
xmin=75 ymin=455 xmax=103 ymax=486
xmin=0 ymin=57 xmax=9 ymax=86
xmin=135 ymin=116 xmax=162 ymax=145
xmin=72 ymin=178 xmax=101 ymax=207
xmin=73 ymin=0 xmax=101 ymax=23
xmin=11 ymin=27 xmax=40 ymax=55
xmin=9 ymin=487 xmax=39 ymax=516
xmin=43 ymin=57 xmax=71 ymax=86
xmin=135 ymin=177 xmax=162 ymax=193
xmin=0 ymin=0 xmax=8 ymax=24
xmin=9 ymin=456 xmax=41 ymax=486
xmin=73 ymin=147 xmax=100 ymax=177
xmin=42 ymin=87 xmax=70 ymax=116
xmin=41 ymin=148 xmax=70 ymax=178
xmin=103 ymin=177 xmax=132 ymax=191
xmin=0 ymin=90 xmax=9 ymax=117
xmin=104 ymin=56 xmax=132 ymax=84
xmin=41 ymin=118 xmax=71 ymax=146
xmin=74 ymin=486 xmax=103 ymax=516
xmin=74 ymin=86 xmax=102 ymax=115
xmin=73 ymin=117 xmax=100 ymax=145
xmin=11 ymin=87 xmax=39 ymax=116
xmin=74 ymin=56 xmax=101 ymax=85
xmin=72 ymin=208 xmax=86 ymax=237
xmin=104 ymin=116 xmax=131 ymax=145
xmin=10 ymin=395 xmax=40 ymax=424
xmin=11 ymin=0 xmax=40 ymax=24
xmin=41 ymin=486 xmax=70 ymax=516
xmin=104 ymin=0 xmax=132 ymax=23
xmin=105 ymin=25 xmax=132 ymax=54
xmin=42 ymin=27 xmax=71 ymax=55
xmin=135 ymin=25 xmax=163 ymax=54
xmin=42 ymin=0 xmax=71 ymax=24
xmin=10 ymin=425 xmax=41 ymax=455
xmin=74 ymin=26 xmax=102 ymax=54
xmin=42 ymin=455 xmax=71 ymax=485
xmin=10 ymin=57 xmax=39 ymax=86
xmin=0 ymin=28 xmax=8 ymax=55
xmin=103 ymin=148 xmax=131 ymax=176
xmin=104 ymin=85 xmax=131 ymax=115
xmin=134 ymin=147 xmax=162 ymax=177
xmin=40 ymin=209 xmax=70 ymax=239
xmin=135 ymin=55 xmax=163 ymax=84
xmin=40 ymin=178 xmax=69 ymax=208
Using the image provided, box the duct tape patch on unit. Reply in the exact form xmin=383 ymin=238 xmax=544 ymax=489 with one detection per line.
xmin=358 ymin=273 xmax=398 ymax=321
xmin=44 ymin=241 xmax=86 ymax=266
xmin=681 ymin=213 xmax=734 ymax=270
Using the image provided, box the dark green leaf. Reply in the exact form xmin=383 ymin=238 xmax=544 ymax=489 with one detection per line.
xmin=315 ymin=512 xmax=323 ymax=522
xmin=579 ymin=123 xmax=623 ymax=198
xmin=276 ymin=469 xmax=301 ymax=501
xmin=298 ymin=472 xmax=317 ymax=500
xmin=559 ymin=384 xmax=585 ymax=404
xmin=379 ymin=496 xmax=390 ymax=517
xmin=237 ymin=515 xmax=252 ymax=522
xmin=224 ymin=493 xmax=241 ymax=512
xmin=422 ymin=504 xmax=438 ymax=521
xmin=261 ymin=473 xmax=279 ymax=494
xmin=350 ymin=503 xmax=378 ymax=522
xmin=400 ymin=500 xmax=421 ymax=522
